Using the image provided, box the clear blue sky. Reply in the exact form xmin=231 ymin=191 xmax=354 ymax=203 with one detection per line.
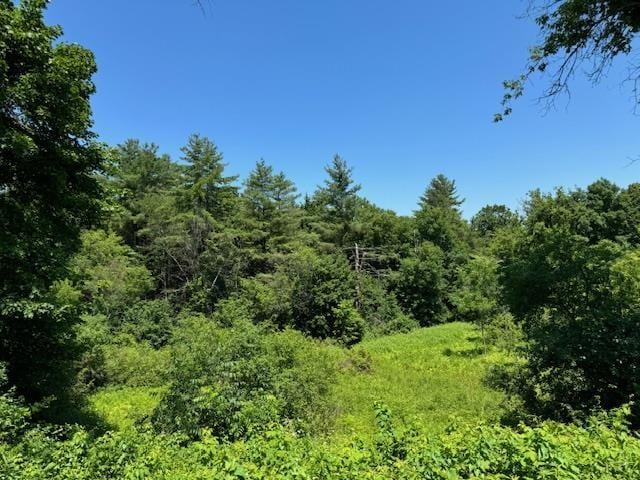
xmin=45 ymin=0 xmax=639 ymax=217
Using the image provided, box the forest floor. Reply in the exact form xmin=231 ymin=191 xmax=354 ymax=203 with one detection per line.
xmin=90 ymin=322 xmax=506 ymax=437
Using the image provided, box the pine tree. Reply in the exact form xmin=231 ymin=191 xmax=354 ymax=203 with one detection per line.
xmin=180 ymin=134 xmax=238 ymax=218
xmin=240 ymin=160 xmax=300 ymax=274
xmin=314 ymin=155 xmax=361 ymax=247
xmin=415 ymin=174 xmax=469 ymax=254
xmin=418 ymin=174 xmax=463 ymax=211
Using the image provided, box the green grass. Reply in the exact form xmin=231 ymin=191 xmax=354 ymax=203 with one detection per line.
xmin=333 ymin=322 xmax=506 ymax=437
xmin=89 ymin=386 xmax=164 ymax=430
xmin=89 ymin=322 xmax=506 ymax=437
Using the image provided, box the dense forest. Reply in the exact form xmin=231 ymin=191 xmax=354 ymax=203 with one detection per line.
xmin=1 ymin=1 xmax=640 ymax=478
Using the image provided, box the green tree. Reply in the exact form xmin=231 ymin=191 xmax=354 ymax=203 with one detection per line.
xmin=418 ymin=174 xmax=463 ymax=211
xmin=498 ymin=0 xmax=640 ymax=120
xmin=498 ymin=180 xmax=640 ymax=424
xmin=313 ymin=155 xmax=361 ymax=247
xmin=415 ymin=175 xmax=470 ymax=255
xmin=0 ymin=0 xmax=103 ymax=405
xmin=471 ymin=204 xmax=520 ymax=238
xmin=451 ymin=254 xmax=502 ymax=348
xmin=392 ymin=242 xmax=449 ymax=326
xmin=180 ymin=134 xmax=238 ymax=219
xmin=240 ymin=160 xmax=299 ymax=273
xmin=63 ymin=230 xmax=154 ymax=318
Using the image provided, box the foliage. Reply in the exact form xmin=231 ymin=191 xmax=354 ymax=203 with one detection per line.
xmin=415 ymin=174 xmax=470 ymax=256
xmin=392 ymin=242 xmax=449 ymax=325
xmin=498 ymin=0 xmax=640 ymax=120
xmin=0 ymin=0 xmax=103 ymax=407
xmin=67 ymin=230 xmax=154 ymax=317
xmin=120 ymin=299 xmax=176 ymax=348
xmin=0 ymin=365 xmax=30 ymax=444
xmin=497 ymin=181 xmax=640 ymax=424
xmin=240 ymin=159 xmax=300 ymax=273
xmin=4 ymin=402 xmax=639 ymax=479
xmin=101 ymin=338 xmax=171 ymax=388
xmin=357 ymin=275 xmax=418 ymax=336
xmin=471 ymin=204 xmax=520 ymax=238
xmin=311 ymin=155 xmax=361 ymax=247
xmin=452 ymin=254 xmax=502 ymax=322
xmin=152 ymin=318 xmax=336 ymax=440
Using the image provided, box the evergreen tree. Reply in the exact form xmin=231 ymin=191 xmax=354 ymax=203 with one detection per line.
xmin=415 ymin=174 xmax=470 ymax=255
xmin=110 ymin=140 xmax=180 ymax=246
xmin=418 ymin=174 xmax=463 ymax=211
xmin=241 ymin=160 xmax=299 ymax=266
xmin=180 ymin=134 xmax=238 ymax=219
xmin=314 ymin=155 xmax=361 ymax=247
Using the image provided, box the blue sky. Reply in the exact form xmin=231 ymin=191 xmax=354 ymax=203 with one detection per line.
xmin=45 ymin=0 xmax=639 ymax=217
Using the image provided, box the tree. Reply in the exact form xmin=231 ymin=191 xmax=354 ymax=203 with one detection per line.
xmin=180 ymin=134 xmax=238 ymax=219
xmin=471 ymin=205 xmax=520 ymax=238
xmin=0 ymin=0 xmax=104 ymax=405
xmin=313 ymin=155 xmax=361 ymax=247
xmin=451 ymin=254 xmax=502 ymax=349
xmin=497 ymin=0 xmax=640 ymax=120
xmin=109 ymin=140 xmax=180 ymax=246
xmin=240 ymin=160 xmax=299 ymax=272
xmin=392 ymin=242 xmax=449 ymax=326
xmin=418 ymin=174 xmax=463 ymax=211
xmin=415 ymin=175 xmax=470 ymax=255
xmin=498 ymin=180 xmax=640 ymax=424
xmin=63 ymin=230 xmax=154 ymax=318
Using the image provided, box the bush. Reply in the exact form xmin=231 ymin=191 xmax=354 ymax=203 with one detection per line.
xmin=0 ymin=365 xmax=30 ymax=444
xmin=68 ymin=230 xmax=154 ymax=317
xmin=152 ymin=318 xmax=336 ymax=440
xmin=121 ymin=299 xmax=176 ymax=348
xmin=392 ymin=242 xmax=449 ymax=325
xmin=102 ymin=337 xmax=171 ymax=388
xmin=2 ymin=404 xmax=640 ymax=479
xmin=231 ymin=249 xmax=364 ymax=344
xmin=485 ymin=311 xmax=523 ymax=352
xmin=357 ymin=276 xmax=418 ymax=336
xmin=331 ymin=300 xmax=365 ymax=346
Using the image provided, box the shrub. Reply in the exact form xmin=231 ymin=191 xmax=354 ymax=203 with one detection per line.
xmin=0 ymin=365 xmax=30 ymax=444
xmin=152 ymin=319 xmax=336 ymax=440
xmin=121 ymin=299 xmax=176 ymax=348
xmin=357 ymin=276 xmax=418 ymax=336
xmin=485 ymin=311 xmax=523 ymax=352
xmin=330 ymin=300 xmax=365 ymax=346
xmin=102 ymin=337 xmax=171 ymax=388
xmin=68 ymin=230 xmax=154 ymax=317
xmin=392 ymin=242 xmax=449 ymax=325
xmin=2 ymin=404 xmax=640 ymax=479
xmin=231 ymin=249 xmax=364 ymax=344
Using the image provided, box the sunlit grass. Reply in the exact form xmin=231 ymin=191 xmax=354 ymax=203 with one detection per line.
xmin=89 ymin=322 xmax=506 ymax=437
xmin=333 ymin=322 xmax=505 ymax=438
xmin=89 ymin=386 xmax=164 ymax=431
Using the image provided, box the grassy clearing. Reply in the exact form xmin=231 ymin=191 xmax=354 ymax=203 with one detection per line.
xmin=89 ymin=322 xmax=505 ymax=437
xmin=333 ymin=322 xmax=505 ymax=437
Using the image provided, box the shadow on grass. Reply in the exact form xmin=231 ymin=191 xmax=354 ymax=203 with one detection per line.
xmin=442 ymin=346 xmax=485 ymax=358
xmin=442 ymin=334 xmax=487 ymax=358
xmin=41 ymin=395 xmax=111 ymax=437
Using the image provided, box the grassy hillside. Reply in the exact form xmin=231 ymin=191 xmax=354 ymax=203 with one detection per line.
xmin=90 ymin=322 xmax=506 ymax=436
xmin=333 ymin=322 xmax=505 ymax=437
